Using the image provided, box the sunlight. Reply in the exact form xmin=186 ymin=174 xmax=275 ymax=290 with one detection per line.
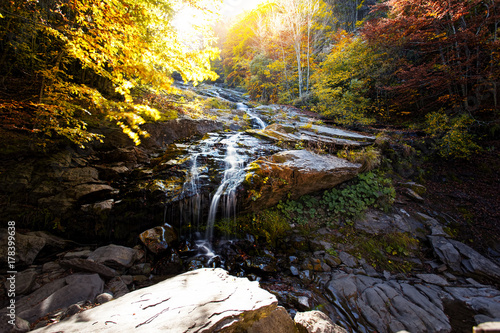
xmin=172 ymin=0 xmax=269 ymax=36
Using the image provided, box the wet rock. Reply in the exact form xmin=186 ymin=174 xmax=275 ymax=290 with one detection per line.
xmin=246 ymin=256 xmax=278 ymax=273
xmin=60 ymin=258 xmax=117 ymax=279
xmin=32 ymin=268 xmax=281 ymax=333
xmin=139 ymin=225 xmax=178 ymax=254
xmin=87 ymin=244 xmax=141 ymax=269
xmin=16 ymin=273 xmax=104 ymax=323
xmin=243 ymin=150 xmax=361 ymax=212
xmin=295 ymin=310 xmax=348 ymax=333
xmin=0 ymin=230 xmax=45 ymax=267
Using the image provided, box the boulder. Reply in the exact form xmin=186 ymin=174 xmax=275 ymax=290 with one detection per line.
xmin=242 ymin=150 xmax=361 ymax=212
xmin=354 ymin=208 xmax=424 ymax=235
xmin=139 ymin=225 xmax=178 ymax=254
xmin=325 ymin=272 xmax=452 ymax=333
xmin=59 ymin=258 xmax=117 ymax=279
xmin=10 ymin=268 xmax=38 ymax=295
xmin=87 ymin=244 xmax=141 ymax=269
xmin=15 ymin=273 xmax=104 ymax=323
xmin=295 ymin=310 xmax=348 ymax=333
xmin=429 ymin=236 xmax=500 ymax=280
xmin=32 ymin=268 xmax=295 ymax=333
xmin=0 ymin=230 xmax=46 ymax=267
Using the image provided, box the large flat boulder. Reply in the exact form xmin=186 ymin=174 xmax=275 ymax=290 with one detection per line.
xmin=32 ymin=268 xmax=295 ymax=333
xmin=242 ymin=150 xmax=361 ymax=212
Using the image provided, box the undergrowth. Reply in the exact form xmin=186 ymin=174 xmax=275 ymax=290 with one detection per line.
xmin=277 ymin=172 xmax=395 ymax=227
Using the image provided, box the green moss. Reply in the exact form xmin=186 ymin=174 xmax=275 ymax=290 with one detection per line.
xmin=215 ymin=209 xmax=291 ymax=247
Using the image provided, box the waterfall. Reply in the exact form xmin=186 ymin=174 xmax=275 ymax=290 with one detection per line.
xmin=237 ymin=103 xmax=267 ymax=130
xmin=205 ymin=132 xmax=244 ymax=242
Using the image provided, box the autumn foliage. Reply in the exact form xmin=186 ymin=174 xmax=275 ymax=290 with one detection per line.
xmin=0 ymin=0 xmax=218 ymax=147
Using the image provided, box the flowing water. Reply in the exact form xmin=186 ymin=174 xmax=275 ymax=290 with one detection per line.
xmin=164 ymin=97 xmax=272 ymax=256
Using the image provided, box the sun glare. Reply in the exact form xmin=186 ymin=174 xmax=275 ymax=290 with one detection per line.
xmin=172 ymin=0 xmax=269 ymax=35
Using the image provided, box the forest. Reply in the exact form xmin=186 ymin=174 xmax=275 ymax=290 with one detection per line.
xmin=1 ymin=1 xmax=500 ymax=331
xmin=217 ymin=0 xmax=500 ymax=159
xmin=0 ymin=0 xmax=499 ymax=159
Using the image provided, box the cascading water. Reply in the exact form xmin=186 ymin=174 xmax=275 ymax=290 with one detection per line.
xmin=237 ymin=103 xmax=267 ymax=130
xmin=165 ymin=97 xmax=270 ymax=257
xmin=205 ymin=132 xmax=245 ymax=242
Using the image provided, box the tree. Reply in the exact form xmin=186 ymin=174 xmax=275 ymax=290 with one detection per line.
xmin=312 ymin=32 xmax=389 ymax=125
xmin=0 ymin=0 xmax=219 ymax=146
xmin=363 ymin=0 xmax=500 ymax=122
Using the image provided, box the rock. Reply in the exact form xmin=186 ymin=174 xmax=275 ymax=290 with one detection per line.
xmin=139 ymin=225 xmax=178 ymax=254
xmin=400 ymin=182 xmax=427 ymax=195
xmin=105 ymin=277 xmax=130 ymax=299
xmin=354 ymin=209 xmax=423 ymax=235
xmin=16 ymin=273 xmax=104 ymax=323
xmin=87 ymin=244 xmax=141 ymax=269
xmin=429 ymin=236 xmax=500 ymax=280
xmin=63 ymin=249 xmax=92 ymax=260
xmin=416 ymin=274 xmax=449 ymax=286
xmin=95 ymin=292 xmax=113 ymax=304
xmin=60 ymin=258 xmax=117 ymax=279
xmin=32 ymin=268 xmax=282 ymax=332
xmin=0 ymin=230 xmax=46 ymax=267
xmin=338 ymin=252 xmax=358 ymax=268
xmin=10 ymin=269 xmax=38 ymax=295
xmin=63 ymin=304 xmax=82 ymax=318
xmin=247 ymin=123 xmax=374 ymax=149
xmin=445 ymin=287 xmax=500 ymax=320
xmin=449 ymin=239 xmax=500 ymax=280
xmin=243 ymin=150 xmax=361 ymax=212
xmin=25 ymin=231 xmax=73 ymax=250
xmin=428 ymin=236 xmax=463 ymax=272
xmin=247 ymin=306 xmax=298 ymax=333
xmin=474 ymin=321 xmax=500 ymax=332
xmin=403 ymin=188 xmax=424 ymax=202
xmin=128 ymin=263 xmax=152 ymax=275
xmin=0 ymin=314 xmax=30 ymax=333
xmin=38 ymin=183 xmax=116 ymax=213
xmin=295 ymin=310 xmax=348 ymax=333
xmin=81 ymin=199 xmax=114 ymax=212
xmin=325 ymin=273 xmax=452 ymax=333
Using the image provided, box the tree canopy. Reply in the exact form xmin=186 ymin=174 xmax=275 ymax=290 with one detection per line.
xmin=0 ymin=0 xmax=219 ymax=146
